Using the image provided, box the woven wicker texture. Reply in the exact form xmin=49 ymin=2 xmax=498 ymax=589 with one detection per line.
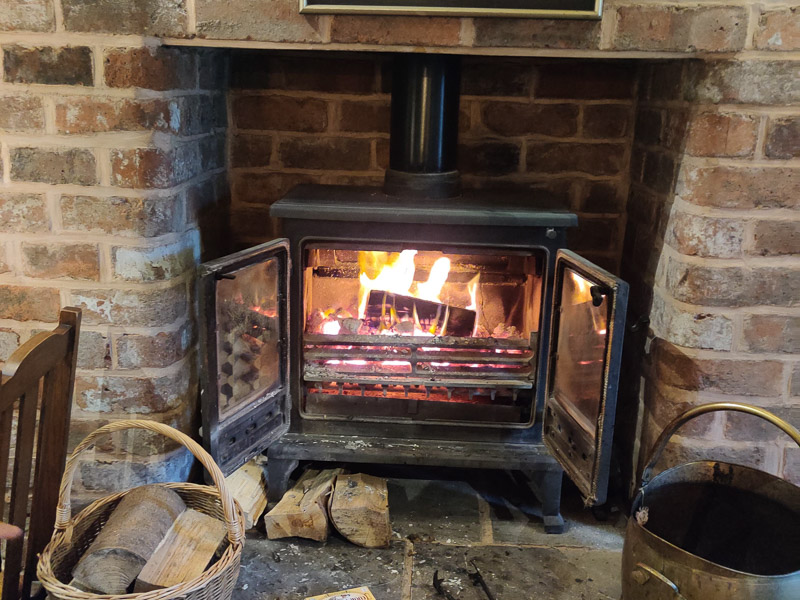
xmin=37 ymin=420 xmax=244 ymax=600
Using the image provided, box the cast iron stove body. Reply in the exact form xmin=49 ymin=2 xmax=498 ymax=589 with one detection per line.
xmin=198 ymin=55 xmax=629 ymax=531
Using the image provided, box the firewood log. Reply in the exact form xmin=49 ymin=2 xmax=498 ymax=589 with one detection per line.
xmin=225 ymin=458 xmax=268 ymax=529
xmin=71 ymin=485 xmax=186 ymax=594
xmin=264 ymin=468 xmax=344 ymax=542
xmin=365 ymin=290 xmax=476 ymax=336
xmin=328 ymin=474 xmax=391 ymax=548
xmin=133 ymin=509 xmax=227 ymax=592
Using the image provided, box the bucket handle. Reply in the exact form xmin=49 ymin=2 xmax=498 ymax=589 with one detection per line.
xmin=641 ymin=402 xmax=800 ymax=488
xmin=632 ymin=563 xmax=687 ymax=600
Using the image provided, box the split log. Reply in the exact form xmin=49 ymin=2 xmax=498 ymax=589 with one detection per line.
xmin=328 ymin=474 xmax=391 ymax=548
xmin=365 ymin=290 xmax=475 ymax=336
xmin=71 ymin=485 xmax=186 ymax=594
xmin=133 ymin=509 xmax=227 ymax=592
xmin=225 ymin=458 xmax=269 ymax=530
xmin=264 ymin=468 xmax=344 ymax=542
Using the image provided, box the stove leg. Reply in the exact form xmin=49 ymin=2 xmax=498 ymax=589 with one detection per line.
xmin=526 ymin=468 xmax=565 ymax=534
xmin=267 ymin=457 xmax=299 ymax=503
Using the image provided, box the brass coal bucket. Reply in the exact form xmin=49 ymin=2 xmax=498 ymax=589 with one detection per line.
xmin=622 ymin=402 xmax=800 ymax=599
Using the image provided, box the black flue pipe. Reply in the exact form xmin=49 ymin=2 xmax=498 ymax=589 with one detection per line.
xmin=383 ymin=53 xmax=462 ymax=199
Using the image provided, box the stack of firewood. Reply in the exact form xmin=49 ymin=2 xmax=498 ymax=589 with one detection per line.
xmin=264 ymin=469 xmax=391 ymax=548
xmin=68 ymin=486 xmax=228 ymax=594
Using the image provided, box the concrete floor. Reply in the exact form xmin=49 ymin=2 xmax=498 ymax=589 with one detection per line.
xmin=233 ymin=468 xmax=626 ymax=600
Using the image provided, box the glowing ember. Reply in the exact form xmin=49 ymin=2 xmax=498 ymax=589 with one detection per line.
xmin=321 ymin=320 xmax=341 ymax=335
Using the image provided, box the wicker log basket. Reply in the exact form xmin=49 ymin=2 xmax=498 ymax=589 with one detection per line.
xmin=37 ymin=420 xmax=245 ymax=600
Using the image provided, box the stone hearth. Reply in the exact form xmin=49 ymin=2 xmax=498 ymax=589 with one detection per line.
xmin=0 ymin=1 xmax=798 ymax=503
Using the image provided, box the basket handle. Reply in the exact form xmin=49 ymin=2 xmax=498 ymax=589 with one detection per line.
xmin=641 ymin=402 xmax=800 ymax=488
xmin=54 ymin=420 xmax=243 ymax=545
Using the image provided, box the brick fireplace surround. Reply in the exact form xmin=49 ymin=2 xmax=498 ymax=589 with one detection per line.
xmin=0 ymin=0 xmax=798 ymax=504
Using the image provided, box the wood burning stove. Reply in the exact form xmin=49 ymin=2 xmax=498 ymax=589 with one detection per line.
xmin=198 ymin=54 xmax=628 ymax=532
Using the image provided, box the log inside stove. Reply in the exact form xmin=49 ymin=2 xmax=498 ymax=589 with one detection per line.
xmin=363 ymin=290 xmax=476 ymax=337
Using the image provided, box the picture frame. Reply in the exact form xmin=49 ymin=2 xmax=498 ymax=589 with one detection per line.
xmin=300 ymin=0 xmax=602 ymax=19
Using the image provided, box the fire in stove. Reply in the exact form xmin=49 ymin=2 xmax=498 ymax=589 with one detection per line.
xmin=300 ymin=246 xmax=543 ymax=424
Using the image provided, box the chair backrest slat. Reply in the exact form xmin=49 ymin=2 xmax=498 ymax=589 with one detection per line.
xmin=0 ymin=408 xmax=12 ymax=521
xmin=0 ymin=308 xmax=81 ymax=600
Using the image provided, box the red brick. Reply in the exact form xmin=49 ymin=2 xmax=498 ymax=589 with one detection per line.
xmin=279 ymin=137 xmax=371 ymax=171
xmin=0 ymin=193 xmax=49 ymax=232
xmin=582 ymin=104 xmax=631 ymax=139
xmin=785 ymin=447 xmax=800 ymax=486
xmin=742 ymin=315 xmax=799 ymax=353
xmin=340 ymin=100 xmax=390 ymax=133
xmin=0 ymin=329 xmax=21 ymax=362
xmin=62 ymin=0 xmax=187 ymax=36
xmin=0 ymin=285 xmax=61 ymax=321
xmin=76 ymin=330 xmax=111 ymax=369
xmin=641 ymin=148 xmax=675 ymax=192
xmin=613 ymin=6 xmax=747 ymax=52
xmin=60 ymin=194 xmax=182 ymax=238
xmin=793 ymin=365 xmax=800 ymax=397
xmin=666 ymin=212 xmax=744 ymax=258
xmin=642 ymin=374 xmax=717 ymax=438
xmin=665 ymin=259 xmax=800 ymax=308
xmin=68 ymin=285 xmax=188 ymax=326
xmin=577 ymin=181 xmax=624 ymax=214
xmin=104 ymin=47 xmax=196 ymax=91
xmin=111 ymin=236 xmax=198 ymax=282
xmin=195 ymin=0 xmax=325 ymax=43
xmin=753 ymin=220 xmax=800 ymax=256
xmin=684 ymin=61 xmax=800 ymax=106
xmin=459 ymin=141 xmax=521 ymax=176
xmin=472 ymin=18 xmax=599 ymax=50
xmin=765 ymin=117 xmax=800 ymax=159
xmin=685 ymin=112 xmax=758 ymax=158
xmin=3 ymin=45 xmax=92 ymax=86
xmin=0 ymin=95 xmax=45 ymax=131
xmin=680 ymin=166 xmax=800 ymax=210
xmin=567 ymin=217 xmax=618 ymax=252
xmin=232 ymin=171 xmax=316 ymax=205
xmin=725 ymin=408 xmax=800 ymax=442
xmin=653 ymin=342 xmax=784 ymax=397
xmin=231 ymin=134 xmax=274 ymax=168
xmin=329 ymin=16 xmax=461 ymax=46
xmin=633 ymin=108 xmax=663 ymax=146
xmin=233 ymin=95 xmax=327 ymax=132
xmin=236 ymin=55 xmax=376 ymax=95
xmin=0 ymin=245 xmax=9 ymax=275
xmin=11 ymin=147 xmax=97 ymax=185
xmin=655 ymin=439 xmax=767 ymax=475
xmin=55 ymin=98 xmax=174 ymax=134
xmin=21 ymin=242 xmax=100 ymax=280
xmin=534 ymin=62 xmax=636 ymax=100
xmin=482 ymin=102 xmax=578 ymax=138
xmin=376 ymin=138 xmax=389 ymax=170
xmin=527 ymin=142 xmax=626 ymax=176
xmin=111 ymin=144 xmax=201 ymax=189
xmin=643 ymin=61 xmax=684 ymax=102
xmin=461 ymin=60 xmax=532 ymax=97
xmin=0 ymin=0 xmax=54 ymax=32
xmin=230 ymin=205 xmax=275 ymax=242
xmin=117 ymin=324 xmax=191 ymax=368
xmin=755 ymin=8 xmax=800 ymax=51
xmin=75 ymin=369 xmax=191 ymax=414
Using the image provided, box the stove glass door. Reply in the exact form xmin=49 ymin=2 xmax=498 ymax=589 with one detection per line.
xmin=544 ymin=249 xmax=628 ymax=506
xmin=199 ymin=239 xmax=290 ymax=474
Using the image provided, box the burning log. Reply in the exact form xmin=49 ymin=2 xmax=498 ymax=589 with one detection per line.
xmin=364 ymin=290 xmax=476 ymax=337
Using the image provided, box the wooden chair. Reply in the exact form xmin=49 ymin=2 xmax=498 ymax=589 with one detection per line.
xmin=0 ymin=308 xmax=81 ymax=600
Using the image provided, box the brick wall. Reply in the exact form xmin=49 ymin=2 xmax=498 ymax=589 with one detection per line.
xmin=0 ymin=41 xmax=228 ymax=498
xmin=619 ymin=59 xmax=800 ymax=489
xmin=1 ymin=0 xmax=799 ymax=500
xmin=229 ymin=53 xmax=637 ymax=272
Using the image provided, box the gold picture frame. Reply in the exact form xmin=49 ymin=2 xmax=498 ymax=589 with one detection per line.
xmin=300 ymin=0 xmax=602 ymax=19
